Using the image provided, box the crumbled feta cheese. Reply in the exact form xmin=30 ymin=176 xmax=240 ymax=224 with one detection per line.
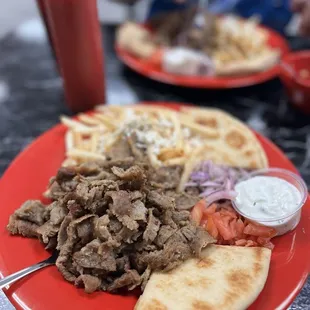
xmin=189 ymin=136 xmax=204 ymax=147
xmin=182 ymin=127 xmax=191 ymax=138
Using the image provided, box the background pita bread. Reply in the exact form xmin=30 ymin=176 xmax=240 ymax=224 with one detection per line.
xmin=116 ymin=22 xmax=157 ymax=59
xmin=215 ymin=50 xmax=280 ymax=76
xmin=135 ymin=245 xmax=271 ymax=310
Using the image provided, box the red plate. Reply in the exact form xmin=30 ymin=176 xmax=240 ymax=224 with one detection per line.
xmin=115 ymin=26 xmax=290 ymax=88
xmin=0 ymin=103 xmax=309 ymax=310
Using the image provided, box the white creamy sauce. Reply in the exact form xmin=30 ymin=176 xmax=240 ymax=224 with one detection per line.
xmin=235 ymin=176 xmax=302 ymax=235
xmin=162 ymin=47 xmax=214 ymax=76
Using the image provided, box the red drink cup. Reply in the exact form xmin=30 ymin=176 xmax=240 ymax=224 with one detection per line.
xmin=279 ymin=51 xmax=310 ymax=114
xmin=37 ymin=0 xmax=106 ymax=112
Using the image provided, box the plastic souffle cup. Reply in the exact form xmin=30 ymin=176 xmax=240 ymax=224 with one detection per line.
xmin=232 ymin=168 xmax=308 ymax=236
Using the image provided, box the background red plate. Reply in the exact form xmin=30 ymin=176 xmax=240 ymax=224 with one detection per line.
xmin=115 ymin=26 xmax=290 ymax=88
xmin=0 ymin=103 xmax=309 ymax=310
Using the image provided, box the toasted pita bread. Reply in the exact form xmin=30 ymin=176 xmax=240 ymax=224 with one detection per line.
xmin=215 ymin=49 xmax=280 ymax=76
xmin=180 ymin=107 xmax=268 ymax=169
xmin=116 ymin=22 xmax=157 ymax=59
xmin=135 ymin=245 xmax=271 ymax=310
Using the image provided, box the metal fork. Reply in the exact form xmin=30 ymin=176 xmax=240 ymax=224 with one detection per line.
xmin=0 ymin=251 xmax=59 ymax=290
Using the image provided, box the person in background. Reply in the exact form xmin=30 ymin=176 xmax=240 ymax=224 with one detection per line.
xmin=292 ymin=0 xmax=310 ymax=35
xmin=113 ymin=0 xmax=310 ymax=35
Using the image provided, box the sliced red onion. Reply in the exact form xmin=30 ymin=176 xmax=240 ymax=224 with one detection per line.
xmin=213 ymin=176 xmax=226 ymax=183
xmin=224 ymin=178 xmax=233 ymax=191
xmin=201 ymin=181 xmax=221 ymax=187
xmin=201 ymin=160 xmax=212 ymax=171
xmin=204 ymin=190 xmax=237 ymax=207
xmin=185 ymin=181 xmax=198 ymax=187
xmin=199 ymin=188 xmax=219 ymax=198
xmin=191 ymin=171 xmax=209 ymax=181
xmin=186 ymin=161 xmax=253 ymax=203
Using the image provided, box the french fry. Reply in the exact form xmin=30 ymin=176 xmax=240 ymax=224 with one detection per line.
xmin=78 ymin=113 xmax=102 ymax=126
xmin=62 ymin=158 xmax=78 ymax=167
xmin=67 ymin=149 xmax=106 ymax=161
xmin=60 ymin=115 xmax=89 ymax=130
xmin=167 ymin=111 xmax=183 ymax=148
xmin=65 ymin=130 xmax=74 ymax=152
xmin=147 ymin=146 xmax=162 ymax=168
xmin=73 ymin=131 xmax=83 ymax=149
xmin=179 ymin=116 xmax=219 ymax=139
xmin=164 ymin=157 xmax=186 ymax=166
xmin=90 ymin=132 xmax=100 ymax=153
xmin=93 ymin=113 xmax=117 ymax=129
xmin=158 ymin=148 xmax=184 ymax=162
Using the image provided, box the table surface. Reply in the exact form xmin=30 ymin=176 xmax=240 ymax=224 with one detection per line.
xmin=0 ymin=24 xmax=310 ymax=309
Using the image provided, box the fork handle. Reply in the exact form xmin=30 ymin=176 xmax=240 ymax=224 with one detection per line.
xmin=0 ymin=260 xmax=53 ymax=290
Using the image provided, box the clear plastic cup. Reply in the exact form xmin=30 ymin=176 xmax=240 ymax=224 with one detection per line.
xmin=232 ymin=168 xmax=308 ymax=236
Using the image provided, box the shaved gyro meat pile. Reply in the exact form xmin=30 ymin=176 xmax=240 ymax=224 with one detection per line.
xmin=8 ymin=158 xmax=214 ymax=293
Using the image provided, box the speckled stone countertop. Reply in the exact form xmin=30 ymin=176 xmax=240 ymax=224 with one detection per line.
xmin=0 ymin=24 xmax=310 ymax=309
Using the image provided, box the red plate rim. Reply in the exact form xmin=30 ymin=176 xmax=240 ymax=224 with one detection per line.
xmin=115 ymin=24 xmax=290 ymax=89
xmin=0 ymin=102 xmax=309 ymax=310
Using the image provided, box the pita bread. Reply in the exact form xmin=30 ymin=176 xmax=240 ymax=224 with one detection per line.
xmin=116 ymin=22 xmax=157 ymax=59
xmin=213 ymin=16 xmax=280 ymax=76
xmin=215 ymin=49 xmax=280 ymax=76
xmin=135 ymin=245 xmax=271 ymax=310
xmin=180 ymin=107 xmax=268 ymax=169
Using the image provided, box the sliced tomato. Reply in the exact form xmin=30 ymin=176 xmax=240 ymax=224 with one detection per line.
xmin=206 ymin=215 xmax=219 ymax=239
xmin=247 ymin=235 xmax=258 ymax=242
xmin=221 ymin=214 xmax=232 ymax=226
xmin=212 ymin=212 xmax=234 ymax=240
xmin=220 ymin=204 xmax=238 ymax=216
xmin=257 ymin=236 xmax=271 ymax=246
xmin=229 ymin=218 xmax=237 ymax=238
xmin=235 ymin=239 xmax=247 ymax=246
xmin=263 ymin=241 xmax=275 ymax=250
xmin=195 ymin=200 xmax=276 ymax=250
xmin=224 ymin=205 xmax=238 ymax=214
xmin=191 ymin=206 xmax=203 ymax=225
xmin=235 ymin=219 xmax=245 ymax=239
xmin=191 ymin=199 xmax=206 ymax=225
xmin=201 ymin=203 xmax=217 ymax=227
xmin=244 ymin=223 xmax=277 ymax=238
xmin=196 ymin=199 xmax=207 ymax=210
xmin=245 ymin=240 xmax=258 ymax=247
xmin=204 ymin=203 xmax=217 ymax=215
xmin=220 ymin=209 xmax=238 ymax=219
xmin=200 ymin=215 xmax=208 ymax=228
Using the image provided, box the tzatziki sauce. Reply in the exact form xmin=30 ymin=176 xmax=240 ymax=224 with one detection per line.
xmin=234 ymin=176 xmax=302 ymax=235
